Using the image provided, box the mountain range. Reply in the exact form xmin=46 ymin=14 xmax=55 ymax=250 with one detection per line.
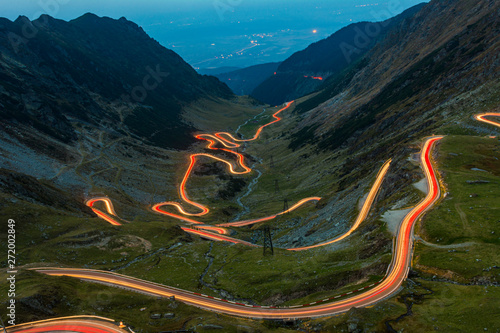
xmin=0 ymin=13 xmax=233 ymax=150
xmin=211 ymin=62 xmax=281 ymax=96
xmin=0 ymin=0 xmax=499 ymax=331
xmin=250 ymin=3 xmax=426 ymax=105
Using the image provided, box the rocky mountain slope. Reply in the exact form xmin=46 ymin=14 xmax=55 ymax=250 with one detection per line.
xmin=251 ymin=3 xmax=425 ymax=106
xmin=0 ymin=13 xmax=253 ymax=220
xmin=0 ymin=1 xmax=499 ymax=331
xmin=289 ymin=0 xmax=499 ymax=155
xmin=0 ymin=13 xmax=232 ymax=150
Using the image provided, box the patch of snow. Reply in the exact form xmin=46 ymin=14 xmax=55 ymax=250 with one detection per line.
xmin=382 ymin=208 xmax=412 ymax=236
xmin=413 ymin=177 xmax=428 ymax=193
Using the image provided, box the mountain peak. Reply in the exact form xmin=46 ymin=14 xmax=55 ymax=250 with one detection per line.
xmin=0 ymin=13 xmax=232 ymax=150
xmin=35 ymin=13 xmax=56 ymax=23
xmin=78 ymin=12 xmax=100 ymax=20
xmin=14 ymin=15 xmax=30 ymax=24
xmin=69 ymin=12 xmax=144 ymax=36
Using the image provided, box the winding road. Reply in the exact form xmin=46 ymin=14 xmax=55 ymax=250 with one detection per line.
xmin=33 ymin=137 xmax=443 ymax=319
xmin=11 ymin=103 xmax=498 ymax=329
xmin=86 ymin=198 xmax=123 ymax=226
xmin=5 ymin=316 xmax=128 ymax=333
xmin=87 ymin=101 xmax=391 ymax=250
xmin=43 ymin=109 xmax=499 ymax=322
xmin=153 ymin=101 xmax=295 ymax=219
xmin=182 ymin=158 xmax=391 ymax=251
xmin=149 ymin=102 xmax=324 ymax=235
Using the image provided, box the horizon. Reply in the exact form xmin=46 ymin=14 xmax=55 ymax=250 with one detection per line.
xmin=1 ymin=0 xmax=428 ymax=69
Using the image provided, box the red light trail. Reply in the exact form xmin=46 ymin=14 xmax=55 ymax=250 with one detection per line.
xmin=31 ymin=105 xmax=498 ymax=323
xmin=34 ymin=139 xmax=442 ymax=316
xmin=36 ymin=136 xmax=441 ymax=318
xmin=86 ymin=198 xmax=122 ymax=226
xmin=5 ymin=316 xmax=128 ymax=333
xmin=214 ymin=101 xmax=293 ymax=143
xmin=475 ymin=113 xmax=500 ymax=129
xmin=87 ymin=100 xmax=393 ymax=250
xmin=150 ymin=101 xmax=326 ymax=236
xmin=88 ymin=102 xmax=327 ymax=244
xmin=303 ymin=75 xmax=323 ymax=80
xmin=39 ymin=109 xmax=455 ymax=320
xmin=153 ymin=102 xmax=294 ymax=219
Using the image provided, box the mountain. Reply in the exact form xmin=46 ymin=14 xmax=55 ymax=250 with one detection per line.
xmin=289 ymin=0 xmax=499 ymax=153
xmin=197 ymin=66 xmax=242 ymax=76
xmin=1 ymin=2 xmax=499 ymax=332
xmin=251 ymin=3 xmax=426 ymax=106
xmin=213 ymin=62 xmax=281 ymax=96
xmin=0 ymin=12 xmax=242 ymax=221
xmin=0 ymin=13 xmax=233 ymax=150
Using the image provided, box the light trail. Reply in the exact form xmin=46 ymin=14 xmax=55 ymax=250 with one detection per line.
xmin=198 ymin=160 xmax=390 ymax=251
xmin=216 ymin=158 xmax=388 ymax=230
xmin=181 ymin=227 xmax=256 ymax=246
xmin=89 ymin=159 xmax=388 ymax=250
xmin=475 ymin=113 xmax=500 ymax=128
xmin=5 ymin=316 xmax=127 ymax=333
xmin=193 ymin=225 xmax=230 ymax=235
xmin=151 ymin=101 xmax=324 ymax=232
xmin=289 ymin=159 xmax=392 ymax=251
xmin=216 ymin=197 xmax=322 ymax=227
xmin=153 ymin=196 xmax=321 ymax=227
xmin=87 ymin=102 xmax=324 ymax=247
xmin=304 ymin=75 xmax=324 ymax=81
xmin=153 ymin=102 xmax=302 ymax=219
xmin=86 ymin=198 xmax=122 ymax=226
xmin=35 ymin=137 xmax=442 ymax=319
xmin=214 ymin=101 xmax=294 ymax=143
xmin=155 ymin=152 xmax=250 ymax=217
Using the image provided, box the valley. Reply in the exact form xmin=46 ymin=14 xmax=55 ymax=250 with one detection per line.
xmin=1 ymin=1 xmax=499 ymax=332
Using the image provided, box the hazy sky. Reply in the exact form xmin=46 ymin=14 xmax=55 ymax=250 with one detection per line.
xmin=1 ymin=0 xmax=429 ymax=68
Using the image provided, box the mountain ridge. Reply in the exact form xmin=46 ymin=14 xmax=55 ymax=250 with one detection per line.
xmin=251 ymin=3 xmax=426 ymax=105
xmin=213 ymin=62 xmax=282 ymax=96
xmin=0 ymin=13 xmax=233 ymax=150
xmin=0 ymin=2 xmax=499 ymax=331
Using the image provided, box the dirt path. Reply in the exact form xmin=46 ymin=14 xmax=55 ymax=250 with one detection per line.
xmin=454 ymin=202 xmax=469 ymax=231
xmin=414 ymin=236 xmax=475 ymax=249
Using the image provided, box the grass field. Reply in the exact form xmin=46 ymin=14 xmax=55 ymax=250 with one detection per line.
xmin=414 ymin=136 xmax=500 ymax=283
xmin=2 ymin=90 xmax=499 ymax=332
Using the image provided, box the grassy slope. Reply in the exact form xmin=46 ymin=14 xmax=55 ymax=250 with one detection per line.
xmin=0 ymin=271 xmax=297 ymax=333
xmin=0 ymin=100 xmax=397 ymax=331
xmin=1 ymin=91 xmax=499 ymax=331
xmin=414 ymin=136 xmax=500 ymax=282
xmin=291 ymin=134 xmax=500 ymax=333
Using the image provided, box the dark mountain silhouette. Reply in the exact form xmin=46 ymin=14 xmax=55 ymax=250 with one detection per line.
xmin=251 ymin=3 xmax=425 ymax=106
xmin=288 ymin=0 xmax=499 ymax=155
xmin=0 ymin=13 xmax=233 ymax=149
xmin=213 ymin=62 xmax=281 ymax=96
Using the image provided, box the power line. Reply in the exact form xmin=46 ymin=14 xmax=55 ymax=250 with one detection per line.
xmin=262 ymin=225 xmax=274 ymax=256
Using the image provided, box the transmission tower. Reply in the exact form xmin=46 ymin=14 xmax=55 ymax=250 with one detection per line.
xmin=262 ymin=225 xmax=274 ymax=256
xmin=283 ymin=198 xmax=289 ymax=213
xmin=274 ymin=179 xmax=280 ymax=193
xmin=270 ymin=155 xmax=275 ymax=168
xmin=0 ymin=317 xmax=7 ymax=333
